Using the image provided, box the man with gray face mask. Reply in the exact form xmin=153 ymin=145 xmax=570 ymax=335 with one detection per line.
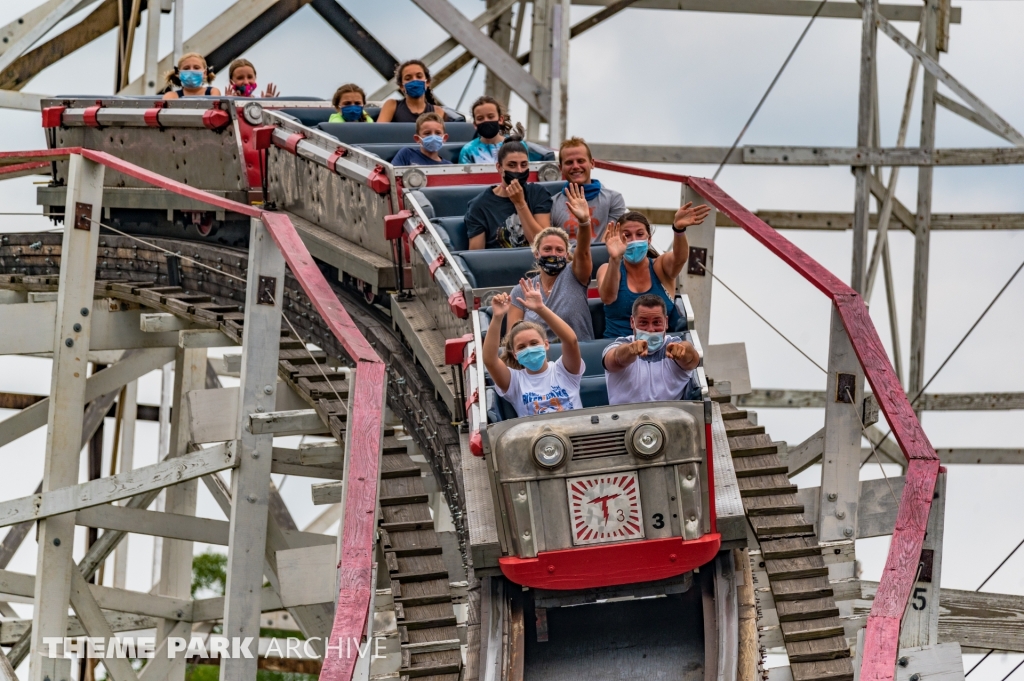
xmin=602 ymin=294 xmax=700 ymax=406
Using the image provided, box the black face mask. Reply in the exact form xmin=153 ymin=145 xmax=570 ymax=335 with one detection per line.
xmin=503 ymin=169 xmax=530 ymax=187
xmin=476 ymin=120 xmax=501 ymax=139
xmin=538 ymin=255 xmax=567 ymax=276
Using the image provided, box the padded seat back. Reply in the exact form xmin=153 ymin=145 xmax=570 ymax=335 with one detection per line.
xmin=353 ymin=143 xmax=466 ymax=164
xmin=318 ymin=121 xmax=476 ymax=144
xmin=416 ymin=181 xmax=564 ymax=219
xmin=276 ymin=108 xmax=335 ymax=126
xmin=432 ymin=217 xmax=469 ymax=252
xmin=452 ymin=249 xmax=536 ymax=288
xmin=546 ymin=339 xmax=613 ymax=376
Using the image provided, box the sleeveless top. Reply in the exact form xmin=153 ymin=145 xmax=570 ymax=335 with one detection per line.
xmin=174 ymin=87 xmax=213 ymax=97
xmin=602 ymin=259 xmax=680 ymax=338
xmin=393 ymin=99 xmax=435 ymax=123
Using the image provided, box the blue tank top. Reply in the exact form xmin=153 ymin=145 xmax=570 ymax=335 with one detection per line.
xmin=603 ymin=259 xmax=680 ymax=338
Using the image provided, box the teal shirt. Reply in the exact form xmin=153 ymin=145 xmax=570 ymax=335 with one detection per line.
xmin=458 ymin=137 xmax=546 ymax=164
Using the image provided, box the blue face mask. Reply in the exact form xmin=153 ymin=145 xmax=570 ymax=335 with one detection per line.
xmin=404 ymin=80 xmax=426 ymax=98
xmin=635 ymin=329 xmax=666 ymax=353
xmin=624 ymin=239 xmax=649 ymax=264
xmin=515 ymin=346 xmax=547 ymax=372
xmin=420 ymin=134 xmax=445 ymax=153
xmin=341 ymin=105 xmax=364 ymax=122
xmin=179 ymin=69 xmax=204 ymax=89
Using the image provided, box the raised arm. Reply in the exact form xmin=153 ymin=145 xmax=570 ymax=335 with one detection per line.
xmin=602 ymin=338 xmax=649 ymax=373
xmin=376 ymin=99 xmax=398 ymax=123
xmin=657 ymin=202 xmax=711 ymax=280
xmin=566 ymin=184 xmax=593 ymax=286
xmin=666 ymin=340 xmax=700 ymax=371
xmin=597 ymin=221 xmax=625 ymax=304
xmin=506 ymin=180 xmax=549 ymax=245
xmin=483 ymin=293 xmax=513 ymax=392
xmin=516 ymin=279 xmax=581 ymax=375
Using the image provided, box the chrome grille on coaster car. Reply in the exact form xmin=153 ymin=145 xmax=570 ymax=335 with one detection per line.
xmin=570 ymin=429 xmax=629 ymax=459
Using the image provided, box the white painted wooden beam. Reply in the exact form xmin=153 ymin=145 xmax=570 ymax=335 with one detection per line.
xmin=0 ymin=300 xmax=205 ymax=354
xmin=570 ymin=0 xmax=960 ymax=23
xmin=0 ymin=348 xmax=173 ymax=449
xmin=368 ymin=0 xmax=519 ymax=100
xmin=76 ymin=505 xmax=229 ymax=545
xmin=410 ymin=0 xmax=551 ymax=118
xmin=0 ymin=0 xmax=83 ymax=74
xmin=188 ymin=385 xmax=317 ymax=444
xmin=120 ymin=0 xmax=282 ymax=95
xmin=29 ymin=153 xmax=104 ymax=681
xmin=874 ymin=12 xmax=1024 ymax=146
xmin=0 ymin=441 xmax=238 ymax=527
xmin=249 ymin=409 xmax=329 ymax=436
xmin=0 ymin=614 xmax=157 ymax=646
xmin=221 ymin=217 xmax=285 ymax=681
xmin=68 ymin=569 xmax=140 ymax=681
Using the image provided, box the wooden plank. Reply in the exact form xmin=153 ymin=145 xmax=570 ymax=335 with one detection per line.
xmin=0 ymin=441 xmax=237 ymax=527
xmin=761 ymin=537 xmax=821 ymax=560
xmin=733 ymin=454 xmax=788 ymax=477
xmin=277 ymin=544 xmax=337 ymax=608
xmin=782 ymin=617 xmax=845 ymax=642
xmin=728 ymin=433 xmax=777 ymax=456
xmin=750 ymin=513 xmax=814 ymax=537
xmin=743 ymin=494 xmax=804 ymax=516
xmin=777 ymin=598 xmax=841 ymax=622
xmin=68 ymin=569 xmax=140 ymax=681
xmin=724 ymin=419 xmax=765 ymax=437
xmin=75 ymin=505 xmax=229 ymax=545
xmin=771 ymin=576 xmax=833 ymax=602
xmin=738 ymin=475 xmax=798 ymax=497
xmin=740 ymin=389 xmax=1024 ymax=411
xmin=791 ymin=659 xmax=854 ymax=681
xmin=787 ymin=635 xmax=850 ymax=663
xmin=571 ymin=0 xmax=959 ymax=23
xmin=249 ymin=408 xmax=330 ymax=436
xmin=765 ymin=555 xmax=828 ymax=581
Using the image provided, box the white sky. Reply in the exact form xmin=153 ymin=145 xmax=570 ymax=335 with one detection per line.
xmin=0 ymin=0 xmax=1022 ymax=677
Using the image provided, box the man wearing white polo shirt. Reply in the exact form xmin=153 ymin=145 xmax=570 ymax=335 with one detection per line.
xmin=602 ymin=294 xmax=700 ymax=405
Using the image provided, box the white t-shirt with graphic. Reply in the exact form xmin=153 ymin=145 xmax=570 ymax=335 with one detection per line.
xmin=495 ymin=356 xmax=585 ymax=417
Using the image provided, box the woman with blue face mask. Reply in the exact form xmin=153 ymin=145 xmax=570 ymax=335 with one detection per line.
xmin=391 ymin=113 xmax=453 ymax=166
xmin=162 ymin=53 xmax=221 ymax=99
xmin=596 ymin=205 xmax=711 ymax=339
xmin=377 ymin=59 xmax=453 ymax=123
xmin=483 ymin=282 xmax=584 ymax=418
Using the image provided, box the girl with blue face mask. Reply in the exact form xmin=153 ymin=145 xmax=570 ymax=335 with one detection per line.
xmin=329 ymin=84 xmax=374 ymax=123
xmin=596 ymin=205 xmax=711 ymax=339
xmin=162 ymin=53 xmax=221 ymax=100
xmin=483 ymin=283 xmax=585 ymax=418
xmin=391 ymin=113 xmax=453 ymax=166
xmin=378 ymin=59 xmax=451 ymax=124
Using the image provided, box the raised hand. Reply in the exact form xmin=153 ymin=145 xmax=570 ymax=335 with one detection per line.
xmin=491 ymin=292 xmax=512 ymax=317
xmin=262 ymin=83 xmax=279 ymax=98
xmin=506 ymin=179 xmax=526 ymax=207
xmin=626 ymin=338 xmax=648 ymax=357
xmin=515 ymin=278 xmax=546 ymax=312
xmin=565 ymin=182 xmax=591 ymax=224
xmin=605 ymin=221 xmax=627 ymax=260
xmin=673 ymin=202 xmax=712 ymax=230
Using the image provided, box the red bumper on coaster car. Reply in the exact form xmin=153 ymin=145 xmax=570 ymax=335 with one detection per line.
xmin=499 ymin=533 xmax=721 ymax=590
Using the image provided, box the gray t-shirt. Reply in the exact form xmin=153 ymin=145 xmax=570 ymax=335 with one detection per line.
xmin=550 ymin=186 xmax=627 ymax=242
xmin=509 ymin=267 xmax=594 ymax=342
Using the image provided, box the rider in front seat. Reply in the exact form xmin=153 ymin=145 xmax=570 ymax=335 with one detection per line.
xmin=602 ymin=294 xmax=700 ymax=405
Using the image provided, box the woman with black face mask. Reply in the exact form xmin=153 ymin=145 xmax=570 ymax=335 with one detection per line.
xmin=506 ymin=186 xmax=595 ymax=341
xmin=465 ymin=137 xmax=552 ymax=249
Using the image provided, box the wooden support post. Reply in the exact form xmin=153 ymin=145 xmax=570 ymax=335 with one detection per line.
xmin=899 ymin=471 xmax=945 ymax=648
xmin=142 ymin=0 xmax=162 ymax=94
xmin=221 ymin=217 xmax=285 ymax=681
xmin=484 ymin=0 xmax=514 ymax=107
xmin=526 ymin=0 xmax=552 ymax=141
xmin=29 ymin=153 xmax=104 ymax=681
xmin=113 ymin=379 xmax=137 ymax=590
xmin=851 ymin=0 xmax=876 ymax=294
xmin=681 ymin=184 xmax=717 ymax=344
xmin=909 ymin=0 xmax=939 ymax=404
xmin=818 ymin=304 xmax=865 ymax=543
xmin=156 ymin=338 xmax=207 ymax=681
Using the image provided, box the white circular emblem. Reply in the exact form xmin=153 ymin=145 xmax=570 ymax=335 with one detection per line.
xmin=567 ymin=472 xmax=645 ymax=546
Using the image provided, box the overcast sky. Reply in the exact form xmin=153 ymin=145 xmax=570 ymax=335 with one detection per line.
xmin=0 ymin=0 xmax=1022 ymax=676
